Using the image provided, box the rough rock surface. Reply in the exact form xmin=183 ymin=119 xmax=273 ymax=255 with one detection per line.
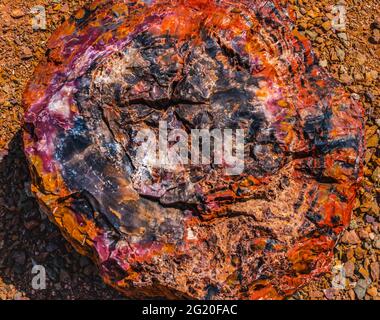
xmin=23 ymin=0 xmax=364 ymax=299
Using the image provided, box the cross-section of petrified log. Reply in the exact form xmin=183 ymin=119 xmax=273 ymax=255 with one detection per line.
xmin=23 ymin=0 xmax=364 ymax=299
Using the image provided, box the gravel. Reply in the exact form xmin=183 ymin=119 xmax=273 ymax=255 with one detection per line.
xmin=293 ymin=0 xmax=380 ymax=301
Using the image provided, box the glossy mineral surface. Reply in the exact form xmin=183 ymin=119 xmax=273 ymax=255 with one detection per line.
xmin=23 ymin=0 xmax=364 ymax=299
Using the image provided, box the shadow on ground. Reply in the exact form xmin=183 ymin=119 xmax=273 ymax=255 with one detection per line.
xmin=0 ymin=131 xmax=123 ymax=299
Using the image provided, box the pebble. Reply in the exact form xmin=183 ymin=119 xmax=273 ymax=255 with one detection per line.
xmin=298 ymin=21 xmax=308 ymax=31
xmin=319 ymin=60 xmax=328 ymax=68
xmin=367 ymin=133 xmax=379 ymax=148
xmin=358 ymin=228 xmax=369 ymax=240
xmin=321 ymin=21 xmax=331 ymax=31
xmin=309 ymin=290 xmax=324 ymax=299
xmin=367 ymin=287 xmax=377 ymax=297
xmin=306 ymin=30 xmax=318 ymax=40
xmin=341 ymin=230 xmax=361 ymax=245
xmin=338 ymin=32 xmax=348 ymax=42
xmin=336 ymin=49 xmax=345 ymax=61
xmin=355 ymin=247 xmax=366 ymax=260
xmin=354 ymin=71 xmax=364 ymax=82
xmin=369 ymin=29 xmax=380 ymax=44
xmin=372 ymin=167 xmax=380 ymax=183
xmin=351 ymin=93 xmax=360 ymax=101
xmin=365 ymin=215 xmax=376 ymax=224
xmin=340 ymin=73 xmax=352 ymax=84
xmin=370 ymin=262 xmax=379 ymax=282
xmin=354 ymin=279 xmax=371 ymax=300
xmin=20 ymin=47 xmax=33 ymax=60
xmin=344 ymin=260 xmax=355 ymax=278
xmin=323 ymin=288 xmax=336 ymax=300
xmin=365 ymin=92 xmax=375 ymax=103
xmin=366 ymin=70 xmax=378 ymax=82
xmin=358 ymin=266 xmax=370 ymax=279
xmin=10 ymin=9 xmax=25 ymax=19
xmin=346 ymin=247 xmax=355 ymax=260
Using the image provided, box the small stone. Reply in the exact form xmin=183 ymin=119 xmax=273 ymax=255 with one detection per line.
xmin=365 ymin=92 xmax=375 ymax=103
xmin=319 ymin=60 xmax=328 ymax=68
xmin=355 ymin=247 xmax=366 ymax=260
xmin=337 ymin=32 xmax=348 ymax=41
xmin=365 ymin=215 xmax=376 ymax=224
xmin=323 ymin=288 xmax=336 ymax=300
xmin=366 ymin=125 xmax=378 ymax=138
xmin=367 ymin=287 xmax=377 ymax=297
xmin=369 ymin=36 xmax=380 ymax=44
xmin=60 ymin=4 xmax=70 ymax=13
xmin=354 ymin=279 xmax=371 ymax=300
xmin=321 ymin=21 xmax=331 ymax=31
xmin=344 ymin=261 xmax=355 ymax=279
xmin=306 ymin=30 xmax=318 ymax=40
xmin=341 ymin=230 xmax=361 ymax=245
xmin=336 ymin=48 xmax=345 ymax=61
xmin=357 ymin=54 xmax=366 ymax=65
xmin=358 ymin=228 xmax=370 ymax=240
xmin=14 ymin=293 xmax=24 ymax=300
xmin=354 ymin=71 xmax=364 ymax=82
xmin=369 ymin=29 xmax=380 ymax=44
xmin=20 ymin=47 xmax=33 ymax=60
xmin=346 ymin=247 xmax=355 ymax=260
xmin=298 ymin=22 xmax=308 ymax=31
xmin=367 ymin=133 xmax=379 ymax=148
xmin=10 ymin=9 xmax=25 ymax=19
xmin=358 ymin=267 xmax=370 ymax=279
xmin=363 ymin=241 xmax=372 ymax=250
xmin=370 ymin=20 xmax=380 ymax=29
xmin=374 ymin=239 xmax=380 ymax=250
xmin=307 ymin=9 xmax=318 ymax=19
xmin=370 ymin=262 xmax=379 ymax=282
xmin=350 ymin=220 xmax=358 ymax=230
xmin=315 ymin=37 xmax=324 ymax=44
xmin=366 ymin=70 xmax=378 ymax=83
xmin=372 ymin=167 xmax=380 ymax=183
xmin=309 ymin=290 xmax=324 ymax=299
xmin=340 ymin=73 xmax=352 ymax=84
xmin=351 ymin=93 xmax=360 ymax=101
xmin=330 ymin=49 xmax=339 ymax=61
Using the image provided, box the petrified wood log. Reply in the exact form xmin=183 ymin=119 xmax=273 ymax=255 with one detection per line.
xmin=23 ymin=0 xmax=364 ymax=299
